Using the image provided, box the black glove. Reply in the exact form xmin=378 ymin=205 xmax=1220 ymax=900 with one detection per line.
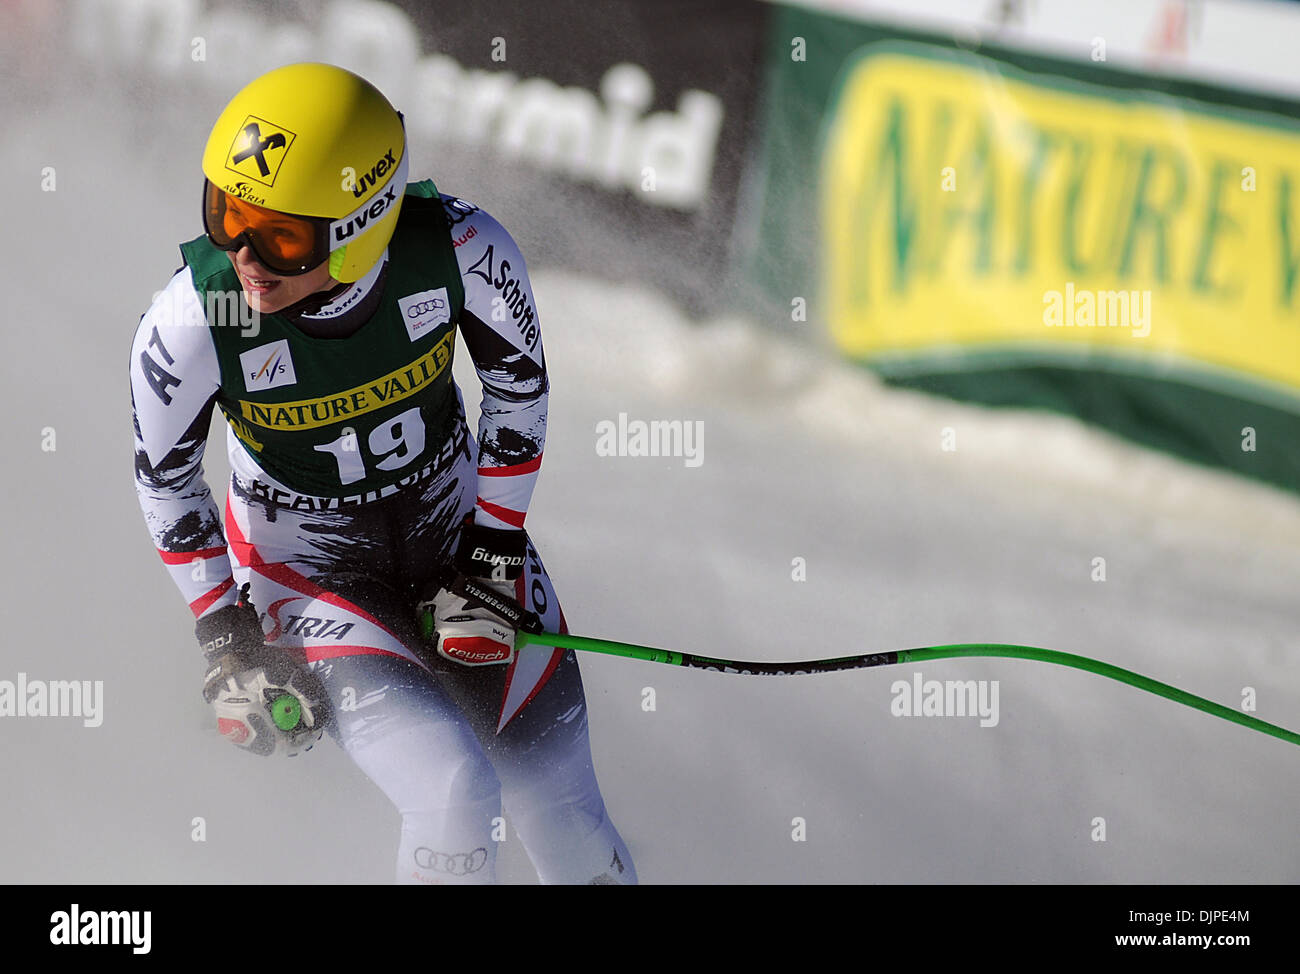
xmin=196 ymin=585 xmax=331 ymax=757
xmin=416 ymin=520 xmax=542 ymax=666
xmin=197 ymin=591 xmax=274 ymax=702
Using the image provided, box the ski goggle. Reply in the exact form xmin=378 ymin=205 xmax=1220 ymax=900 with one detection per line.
xmin=202 ymin=181 xmax=332 ymax=276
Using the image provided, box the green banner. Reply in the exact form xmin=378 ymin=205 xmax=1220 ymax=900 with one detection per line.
xmin=736 ymin=5 xmax=1300 ymax=493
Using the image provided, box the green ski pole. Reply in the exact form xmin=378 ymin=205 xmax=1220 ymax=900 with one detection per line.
xmin=517 ymin=631 xmax=1300 ymax=748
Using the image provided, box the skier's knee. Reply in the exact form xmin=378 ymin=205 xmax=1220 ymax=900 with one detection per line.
xmin=349 ymin=721 xmax=499 ymax=814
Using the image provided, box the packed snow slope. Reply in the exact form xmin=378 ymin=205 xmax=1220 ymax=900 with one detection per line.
xmin=2 ymin=65 xmax=1298 ymax=885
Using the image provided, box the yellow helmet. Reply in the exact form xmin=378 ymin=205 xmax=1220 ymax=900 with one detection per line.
xmin=201 ymin=62 xmax=408 ymax=283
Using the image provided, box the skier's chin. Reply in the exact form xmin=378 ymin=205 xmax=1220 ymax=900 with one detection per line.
xmin=240 ymin=279 xmax=285 ymax=314
xmin=228 ymin=256 xmax=333 ymax=315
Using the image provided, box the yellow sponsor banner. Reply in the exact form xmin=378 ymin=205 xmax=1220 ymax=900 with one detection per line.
xmin=822 ymin=45 xmax=1300 ymax=397
xmin=237 ymin=331 xmax=454 ymax=431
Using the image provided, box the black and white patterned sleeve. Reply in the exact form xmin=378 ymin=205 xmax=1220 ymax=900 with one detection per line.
xmin=130 ymin=268 xmax=234 ymax=619
xmin=447 ymin=196 xmax=548 ymax=531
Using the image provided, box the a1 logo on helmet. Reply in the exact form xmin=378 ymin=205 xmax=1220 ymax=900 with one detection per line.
xmin=225 ymin=115 xmax=297 ymax=187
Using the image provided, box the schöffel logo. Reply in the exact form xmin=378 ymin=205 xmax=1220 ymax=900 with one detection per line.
xmin=465 ymin=244 xmax=538 ymax=352
xmin=224 ymin=116 xmax=296 ymax=186
xmin=240 ymin=340 xmax=297 ymax=392
xmin=398 ymin=288 xmax=451 ymax=342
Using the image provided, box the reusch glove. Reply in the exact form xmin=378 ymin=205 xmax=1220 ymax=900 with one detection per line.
xmin=197 ymin=585 xmax=331 ymax=757
xmin=416 ymin=521 xmax=542 ymax=667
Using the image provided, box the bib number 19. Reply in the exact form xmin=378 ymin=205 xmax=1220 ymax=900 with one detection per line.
xmin=313 ymin=405 xmax=426 ymax=486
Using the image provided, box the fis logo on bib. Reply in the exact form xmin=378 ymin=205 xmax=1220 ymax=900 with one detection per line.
xmin=398 ymin=288 xmax=451 ymax=342
xmin=240 ymin=340 xmax=297 ymax=392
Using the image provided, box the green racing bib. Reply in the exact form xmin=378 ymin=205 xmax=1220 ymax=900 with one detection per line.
xmin=179 ymin=181 xmax=467 ymax=498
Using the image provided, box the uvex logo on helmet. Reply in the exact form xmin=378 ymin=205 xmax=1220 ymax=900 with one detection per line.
xmin=351 ymin=148 xmax=398 ymax=199
xmin=332 ymin=185 xmax=398 ymax=242
xmin=329 ymin=147 xmax=407 ymax=248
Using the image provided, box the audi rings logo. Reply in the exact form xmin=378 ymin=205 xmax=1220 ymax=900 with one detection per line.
xmin=414 ymin=847 xmax=489 ymax=876
xmin=406 ymin=298 xmax=446 ymax=318
xmin=398 ymin=288 xmax=452 ymax=342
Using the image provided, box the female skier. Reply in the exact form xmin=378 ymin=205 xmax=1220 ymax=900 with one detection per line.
xmin=129 ymin=61 xmax=635 ymax=885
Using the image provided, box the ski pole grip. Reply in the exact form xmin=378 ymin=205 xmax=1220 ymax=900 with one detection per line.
xmin=449 ymin=574 xmax=545 ymax=635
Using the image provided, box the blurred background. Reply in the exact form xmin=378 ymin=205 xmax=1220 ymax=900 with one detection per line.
xmin=1 ymin=0 xmax=1298 ymax=883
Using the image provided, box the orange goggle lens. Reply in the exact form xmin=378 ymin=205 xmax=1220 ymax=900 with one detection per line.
xmin=202 ymin=181 xmax=331 ymax=275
